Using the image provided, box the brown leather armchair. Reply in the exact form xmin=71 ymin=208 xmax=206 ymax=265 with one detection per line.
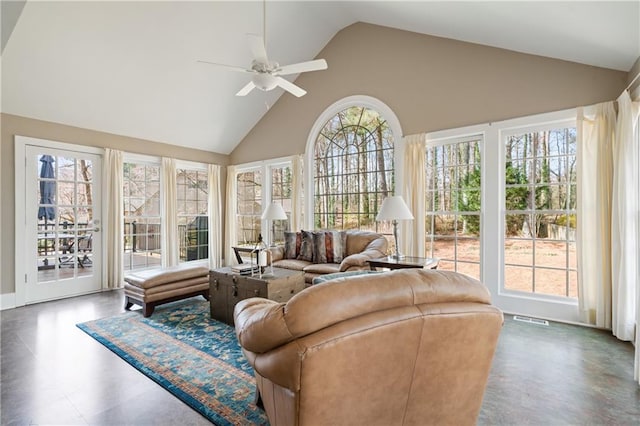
xmin=234 ymin=269 xmax=503 ymax=426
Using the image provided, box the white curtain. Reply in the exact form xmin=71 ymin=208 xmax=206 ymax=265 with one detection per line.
xmin=103 ymin=149 xmax=123 ymax=288
xmin=161 ymin=157 xmax=178 ymax=267
xmin=577 ymin=102 xmax=616 ymax=327
xmin=611 ymin=90 xmax=639 ymax=342
xmin=208 ymin=164 xmax=223 ymax=269
xmin=611 ymin=91 xmax=640 ymax=385
xmin=291 ymin=154 xmax=303 ymax=231
xmin=402 ymin=134 xmax=426 ymax=257
xmin=224 ymin=165 xmax=238 ymax=266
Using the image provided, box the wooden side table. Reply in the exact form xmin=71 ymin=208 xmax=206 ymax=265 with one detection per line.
xmin=367 ymin=256 xmax=439 ymax=271
xmin=209 ymin=267 xmax=304 ymax=325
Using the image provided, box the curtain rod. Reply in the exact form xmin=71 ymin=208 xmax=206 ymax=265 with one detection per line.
xmin=625 ymin=71 xmax=640 ymax=91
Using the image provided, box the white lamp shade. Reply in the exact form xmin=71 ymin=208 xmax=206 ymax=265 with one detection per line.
xmin=376 ymin=196 xmax=414 ymax=221
xmin=261 ymin=202 xmax=288 ymax=221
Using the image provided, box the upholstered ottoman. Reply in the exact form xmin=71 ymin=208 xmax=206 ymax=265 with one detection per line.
xmin=124 ymin=265 xmax=210 ymax=317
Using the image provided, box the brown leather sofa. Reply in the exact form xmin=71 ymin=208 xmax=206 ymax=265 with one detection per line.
xmin=234 ymin=269 xmax=504 ymax=426
xmin=270 ymin=230 xmax=388 ymax=284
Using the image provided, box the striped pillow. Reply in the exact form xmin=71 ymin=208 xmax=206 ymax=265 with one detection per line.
xmin=312 ymin=230 xmax=347 ymax=264
xmin=296 ymin=230 xmax=315 ymax=262
xmin=284 ymin=232 xmax=301 ymax=259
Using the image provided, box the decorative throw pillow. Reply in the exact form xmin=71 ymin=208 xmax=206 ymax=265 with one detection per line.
xmin=327 ymin=230 xmax=347 ymax=263
xmin=311 ymin=230 xmax=347 ymax=264
xmin=297 ymin=230 xmax=315 ymax=262
xmin=284 ymin=231 xmax=301 ymax=259
xmin=313 ymin=231 xmax=328 ymax=264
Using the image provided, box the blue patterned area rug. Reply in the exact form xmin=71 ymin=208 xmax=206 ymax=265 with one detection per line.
xmin=77 ymin=299 xmax=268 ymax=426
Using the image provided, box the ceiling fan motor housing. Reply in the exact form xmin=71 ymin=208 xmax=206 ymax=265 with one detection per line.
xmin=253 ymin=73 xmax=278 ymax=91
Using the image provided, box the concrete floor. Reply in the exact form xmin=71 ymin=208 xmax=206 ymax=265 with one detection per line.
xmin=1 ymin=290 xmax=638 ymax=425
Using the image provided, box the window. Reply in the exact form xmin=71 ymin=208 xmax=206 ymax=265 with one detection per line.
xmin=503 ymin=126 xmax=577 ymax=297
xmin=177 ymin=168 xmax=208 ymax=263
xmin=425 ymin=137 xmax=482 ymax=280
xmin=270 ymin=165 xmax=292 ymax=244
xmin=313 ymin=106 xmax=394 ymax=231
xmin=236 ymin=169 xmax=262 ymax=246
xmin=123 ymin=162 xmax=161 ymax=271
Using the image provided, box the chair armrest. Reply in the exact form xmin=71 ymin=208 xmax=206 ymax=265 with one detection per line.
xmin=233 ymin=298 xmax=294 ymax=354
xmin=339 ymin=248 xmax=386 ymax=272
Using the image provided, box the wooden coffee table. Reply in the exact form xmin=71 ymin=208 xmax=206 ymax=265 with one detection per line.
xmin=367 ymin=256 xmax=439 ymax=271
xmin=209 ymin=266 xmax=304 ymax=326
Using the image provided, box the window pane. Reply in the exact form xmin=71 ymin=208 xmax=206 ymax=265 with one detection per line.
xmin=425 ymin=138 xmax=482 ymax=280
xmin=313 ymin=106 xmax=394 ymax=235
xmin=123 ymin=163 xmax=162 ymax=271
xmin=503 ymin=127 xmax=577 ymax=298
xmin=177 ymin=169 xmax=209 ymax=263
xmin=236 ymin=170 xmax=262 ymax=245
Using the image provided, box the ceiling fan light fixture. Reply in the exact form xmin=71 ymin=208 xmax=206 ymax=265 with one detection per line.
xmin=253 ymin=73 xmax=278 ymax=91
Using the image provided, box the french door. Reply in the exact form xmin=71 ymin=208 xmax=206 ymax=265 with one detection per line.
xmin=20 ymin=141 xmax=103 ymax=304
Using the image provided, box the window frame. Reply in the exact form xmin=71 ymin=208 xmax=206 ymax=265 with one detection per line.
xmin=424 ymin=134 xmax=484 ymax=281
xmin=122 ymin=153 xmax=162 ymax=272
xmin=426 ymin=108 xmax=580 ymax=323
xmin=233 ymin=157 xmax=294 ymax=248
xmin=304 ymin=95 xmax=404 ymax=230
xmin=175 ymin=160 xmax=209 ymax=265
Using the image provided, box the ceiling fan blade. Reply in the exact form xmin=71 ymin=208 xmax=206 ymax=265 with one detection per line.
xmin=275 ymin=59 xmax=328 ymax=76
xmin=274 ymin=77 xmax=306 ymax=97
xmin=197 ymin=60 xmax=250 ymax=73
xmin=236 ymin=81 xmax=256 ymax=96
xmin=247 ymin=34 xmax=269 ymax=65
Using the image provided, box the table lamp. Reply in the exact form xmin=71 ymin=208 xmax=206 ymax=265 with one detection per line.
xmin=261 ymin=202 xmax=288 ymax=246
xmin=376 ymin=196 xmax=414 ymax=260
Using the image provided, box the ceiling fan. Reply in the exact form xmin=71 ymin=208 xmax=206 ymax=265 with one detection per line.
xmin=198 ymin=2 xmax=327 ymax=98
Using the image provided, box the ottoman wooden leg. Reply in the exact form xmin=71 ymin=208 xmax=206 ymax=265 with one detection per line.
xmin=143 ymin=303 xmax=155 ymax=318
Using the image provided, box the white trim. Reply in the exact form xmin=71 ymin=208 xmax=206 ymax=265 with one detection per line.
xmin=175 ymin=159 xmax=208 ymax=171
xmin=122 ymin=152 xmax=160 ymax=165
xmin=0 ymin=293 xmax=16 ymax=310
xmin=15 ymin=135 xmax=105 ymax=306
xmin=304 ymin=95 xmax=403 ymax=229
xmin=234 ymin=155 xmax=292 ymax=171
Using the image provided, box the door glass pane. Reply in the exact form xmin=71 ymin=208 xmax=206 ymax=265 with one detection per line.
xmin=37 ymin=154 xmax=95 ymax=282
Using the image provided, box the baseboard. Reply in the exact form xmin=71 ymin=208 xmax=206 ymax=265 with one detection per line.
xmin=0 ymin=292 xmax=16 ymax=310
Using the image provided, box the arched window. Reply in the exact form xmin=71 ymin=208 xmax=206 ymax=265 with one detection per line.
xmin=313 ymin=105 xmax=394 ymax=230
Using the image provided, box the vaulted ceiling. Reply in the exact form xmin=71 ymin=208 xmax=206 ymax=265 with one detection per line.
xmin=2 ymin=1 xmax=639 ymax=154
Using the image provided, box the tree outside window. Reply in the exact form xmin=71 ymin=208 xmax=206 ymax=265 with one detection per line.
xmin=313 ymin=106 xmax=394 ymax=233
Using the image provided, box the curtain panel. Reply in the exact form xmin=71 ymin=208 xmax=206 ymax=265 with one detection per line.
xmin=291 ymin=154 xmax=303 ymax=232
xmin=161 ymin=157 xmax=178 ymax=267
xmin=208 ymin=164 xmax=223 ymax=270
xmin=224 ymin=165 xmax=238 ymax=266
xmin=576 ymin=102 xmax=616 ymax=328
xmin=401 ymin=134 xmax=426 ymax=257
xmin=103 ymin=149 xmax=123 ymax=288
xmin=611 ymin=90 xmax=639 ymax=343
xmin=577 ymin=92 xmax=640 ymax=385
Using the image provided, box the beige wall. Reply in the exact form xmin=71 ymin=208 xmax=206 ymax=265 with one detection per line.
xmin=629 ymin=56 xmax=640 ymax=99
xmin=230 ymin=23 xmax=629 ymax=164
xmin=1 ymin=113 xmax=229 ymax=296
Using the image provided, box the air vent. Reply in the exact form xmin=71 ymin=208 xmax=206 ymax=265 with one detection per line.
xmin=513 ymin=315 xmax=549 ymax=326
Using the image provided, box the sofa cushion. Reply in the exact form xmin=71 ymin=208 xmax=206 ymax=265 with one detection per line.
xmin=297 ymin=230 xmax=314 ymax=262
xmin=302 ymin=263 xmax=341 ymax=275
xmin=284 ymin=232 xmax=302 ymax=259
xmin=273 ymin=258 xmax=312 ymax=270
